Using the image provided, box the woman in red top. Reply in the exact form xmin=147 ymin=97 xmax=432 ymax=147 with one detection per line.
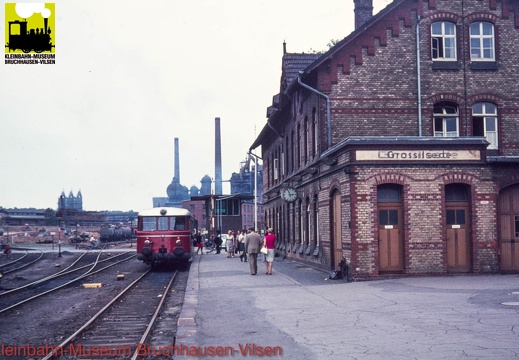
xmin=264 ymin=228 xmax=276 ymax=275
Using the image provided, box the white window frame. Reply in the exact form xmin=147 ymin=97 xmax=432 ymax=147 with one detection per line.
xmin=273 ymin=158 xmax=279 ymax=180
xmin=434 ymin=104 xmax=459 ymax=137
xmin=470 ymin=21 xmax=495 ymax=61
xmin=472 ymin=102 xmax=498 ymax=149
xmin=432 ymin=21 xmax=457 ymax=61
xmin=299 ymin=201 xmax=304 ymax=245
xmin=313 ymin=118 xmax=318 ymax=158
xmin=281 ymin=150 xmax=285 ymax=177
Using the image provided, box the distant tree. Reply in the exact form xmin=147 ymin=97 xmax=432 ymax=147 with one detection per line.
xmin=306 ymin=39 xmax=342 ymax=54
xmin=44 ymin=208 xmax=58 ymax=226
xmin=327 ymin=39 xmax=341 ymax=48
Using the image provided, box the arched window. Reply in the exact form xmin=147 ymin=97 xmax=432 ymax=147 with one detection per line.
xmin=312 ymin=108 xmax=318 ymax=158
xmin=445 ymin=184 xmax=469 ymax=226
xmin=377 ymin=184 xmax=401 ymax=202
xmin=303 ymin=116 xmax=308 ymax=164
xmin=432 ymin=21 xmax=457 ymax=60
xmin=313 ymin=193 xmax=319 ymax=250
xmin=470 ymin=22 xmax=495 ymax=61
xmin=285 ymin=136 xmax=289 ymax=176
xmin=434 ymin=102 xmax=459 ymax=137
xmin=472 ymin=102 xmax=498 ymax=149
xmin=297 ymin=123 xmax=301 ymax=168
xmin=445 ymin=184 xmax=469 ymax=202
xmin=291 ymin=130 xmax=295 ymax=173
xmin=304 ymin=197 xmax=310 ymax=249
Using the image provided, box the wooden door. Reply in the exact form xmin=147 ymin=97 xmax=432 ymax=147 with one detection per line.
xmin=499 ymin=185 xmax=519 ymax=271
xmin=446 ymin=204 xmax=471 ymax=272
xmin=377 ymin=184 xmax=404 ymax=273
xmin=378 ymin=206 xmax=404 ymax=272
xmin=331 ymin=191 xmax=342 ymax=270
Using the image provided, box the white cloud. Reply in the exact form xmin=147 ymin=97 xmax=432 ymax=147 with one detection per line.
xmin=15 ymin=3 xmax=51 ymax=19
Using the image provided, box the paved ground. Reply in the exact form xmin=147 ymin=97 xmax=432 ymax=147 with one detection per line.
xmin=177 ymin=250 xmax=519 ymax=360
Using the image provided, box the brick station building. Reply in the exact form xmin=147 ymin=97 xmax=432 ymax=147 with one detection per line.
xmin=250 ymin=0 xmax=519 ymax=280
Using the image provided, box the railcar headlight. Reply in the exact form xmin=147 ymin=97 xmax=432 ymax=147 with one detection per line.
xmin=144 ymin=240 xmax=151 ymax=246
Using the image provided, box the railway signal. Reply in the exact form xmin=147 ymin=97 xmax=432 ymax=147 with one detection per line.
xmin=55 ymin=211 xmax=63 ymax=256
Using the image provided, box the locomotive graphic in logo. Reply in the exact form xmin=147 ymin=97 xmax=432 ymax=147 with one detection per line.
xmin=4 ymin=3 xmax=55 ymax=54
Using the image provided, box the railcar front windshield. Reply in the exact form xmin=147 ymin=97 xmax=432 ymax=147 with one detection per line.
xmin=140 ymin=216 xmax=187 ymax=231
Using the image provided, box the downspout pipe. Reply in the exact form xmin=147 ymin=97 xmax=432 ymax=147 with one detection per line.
xmin=297 ymin=74 xmax=332 ymax=147
xmin=416 ymin=14 xmax=422 ymax=137
xmin=248 ymin=151 xmax=262 ymax=231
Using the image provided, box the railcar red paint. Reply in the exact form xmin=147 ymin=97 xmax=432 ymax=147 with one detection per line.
xmin=135 ymin=207 xmax=197 ymax=268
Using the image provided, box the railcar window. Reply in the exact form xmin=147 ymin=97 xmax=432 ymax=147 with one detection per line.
xmin=170 ymin=217 xmax=176 ymax=230
xmin=173 ymin=217 xmax=185 ymax=230
xmin=139 ymin=216 xmax=190 ymax=231
xmin=158 ymin=217 xmax=168 ymax=231
xmin=142 ymin=217 xmax=156 ymax=231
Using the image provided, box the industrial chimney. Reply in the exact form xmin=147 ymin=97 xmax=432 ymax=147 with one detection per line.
xmin=354 ymin=0 xmax=373 ymax=29
xmin=174 ymin=137 xmax=180 ymax=183
xmin=215 ymin=117 xmax=223 ymax=195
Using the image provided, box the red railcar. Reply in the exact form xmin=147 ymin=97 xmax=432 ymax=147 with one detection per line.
xmin=136 ymin=207 xmax=196 ymax=268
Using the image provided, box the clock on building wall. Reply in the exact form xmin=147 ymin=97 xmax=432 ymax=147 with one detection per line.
xmin=281 ymin=187 xmax=298 ymax=203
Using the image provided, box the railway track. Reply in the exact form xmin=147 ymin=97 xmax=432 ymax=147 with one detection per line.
xmin=0 ymin=250 xmax=131 ymax=295
xmin=0 ymin=250 xmax=135 ymax=314
xmin=0 ymin=249 xmax=44 ymax=274
xmin=42 ymin=270 xmax=179 ymax=360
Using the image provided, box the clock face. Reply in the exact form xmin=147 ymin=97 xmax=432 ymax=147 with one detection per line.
xmin=282 ymin=187 xmax=297 ymax=202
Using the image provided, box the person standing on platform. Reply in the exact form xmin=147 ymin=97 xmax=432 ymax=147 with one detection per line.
xmin=264 ymin=228 xmax=276 ymax=275
xmin=196 ymin=233 xmax=203 ymax=254
xmin=226 ymin=230 xmax=235 ymax=258
xmin=237 ymin=230 xmax=247 ymax=262
xmin=245 ymin=227 xmax=262 ymax=275
xmin=214 ymin=231 xmax=223 ymax=254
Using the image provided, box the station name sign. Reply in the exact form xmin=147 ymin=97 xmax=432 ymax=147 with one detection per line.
xmin=356 ymin=149 xmax=481 ymax=161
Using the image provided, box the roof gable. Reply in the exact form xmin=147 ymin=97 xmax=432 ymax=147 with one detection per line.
xmin=281 ymin=52 xmax=320 ymax=92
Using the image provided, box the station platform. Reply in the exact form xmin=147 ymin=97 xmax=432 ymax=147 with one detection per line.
xmin=176 ymin=250 xmax=519 ymax=360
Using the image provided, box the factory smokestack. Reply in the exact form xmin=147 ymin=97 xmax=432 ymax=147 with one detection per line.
xmin=174 ymin=137 xmax=180 ymax=183
xmin=215 ymin=117 xmax=222 ymax=195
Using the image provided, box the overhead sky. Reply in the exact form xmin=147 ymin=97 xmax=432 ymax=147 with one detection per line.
xmin=0 ymin=0 xmax=389 ymax=212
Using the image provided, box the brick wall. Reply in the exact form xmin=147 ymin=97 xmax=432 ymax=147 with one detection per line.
xmin=258 ymin=0 xmax=519 ymax=278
